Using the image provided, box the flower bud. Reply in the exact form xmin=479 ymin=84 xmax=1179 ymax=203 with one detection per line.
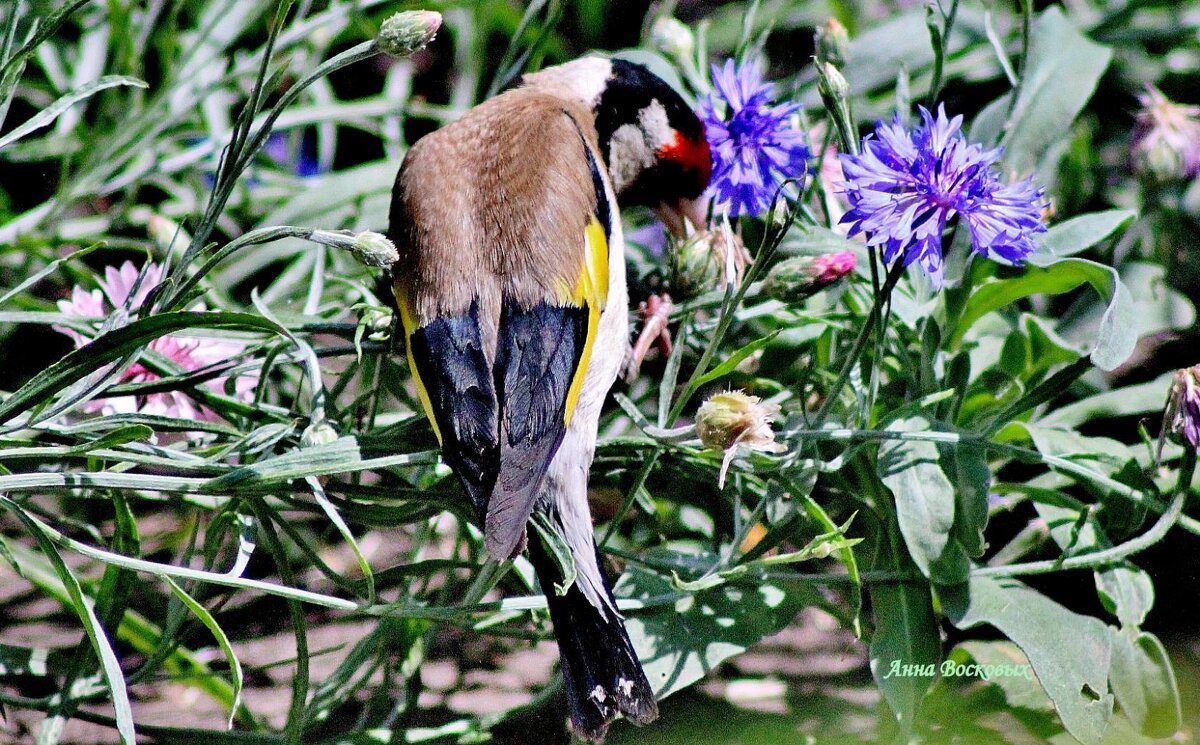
xmin=669 ymin=225 xmax=749 ymax=299
xmin=377 ymin=10 xmax=442 ymax=58
xmin=307 ymin=229 xmax=399 ymax=268
xmin=815 ymin=19 xmax=849 ymax=69
xmin=301 ymin=419 xmax=340 ymax=448
xmin=695 ymin=390 xmax=786 ymax=488
xmin=817 ymin=61 xmax=850 ymax=105
xmin=1131 ymin=86 xmax=1200 ymax=183
xmin=651 ymin=17 xmax=695 ymax=62
xmin=350 ymin=231 xmax=399 ymax=268
xmin=762 ymin=251 xmax=856 ymax=303
xmin=1169 ymin=366 xmax=1200 ymax=450
xmin=669 ymin=230 xmax=723 ymax=298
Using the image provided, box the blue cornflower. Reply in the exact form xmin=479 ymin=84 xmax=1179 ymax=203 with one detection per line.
xmin=699 ymin=58 xmax=811 ymax=218
xmin=839 ymin=105 xmax=1046 ymax=287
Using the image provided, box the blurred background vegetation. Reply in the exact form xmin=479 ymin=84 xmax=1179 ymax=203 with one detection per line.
xmin=1 ymin=0 xmax=1199 ymax=743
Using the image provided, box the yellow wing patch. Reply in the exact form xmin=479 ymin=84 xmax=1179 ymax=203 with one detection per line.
xmin=563 ymin=216 xmax=609 ymax=426
xmin=393 ymin=284 xmax=443 ymax=444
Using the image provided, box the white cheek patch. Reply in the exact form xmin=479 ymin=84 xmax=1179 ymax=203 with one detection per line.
xmin=608 ymin=100 xmax=676 ymax=193
xmin=637 ymin=99 xmax=674 ymax=151
xmin=608 ymin=122 xmax=655 ymax=193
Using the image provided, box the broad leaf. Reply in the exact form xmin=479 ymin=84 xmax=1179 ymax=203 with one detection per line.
xmin=950 ymin=256 xmax=1135 ymax=371
xmin=943 ymin=575 xmax=1114 ymax=745
xmin=869 ymin=524 xmax=940 ymax=735
xmin=616 ymin=548 xmax=812 ymax=699
xmin=969 ymin=8 xmax=1111 ymax=178
xmin=877 ymin=417 xmax=969 ymax=582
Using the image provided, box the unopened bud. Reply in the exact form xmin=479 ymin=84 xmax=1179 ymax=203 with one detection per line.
xmin=762 ymin=251 xmax=856 ymax=303
xmin=350 ymin=231 xmax=399 ymax=268
xmin=377 ymin=10 xmax=442 ymax=58
xmin=651 ymin=17 xmax=695 ymax=62
xmin=817 ymin=61 xmax=850 ymax=104
xmin=301 ymin=419 xmax=339 ymax=448
xmin=695 ymin=390 xmax=786 ymax=488
xmin=815 ymin=19 xmax=849 ymax=69
xmin=307 ymin=229 xmax=398 ymax=268
xmin=670 ymin=230 xmax=723 ymax=299
xmin=669 ymin=225 xmax=749 ymax=299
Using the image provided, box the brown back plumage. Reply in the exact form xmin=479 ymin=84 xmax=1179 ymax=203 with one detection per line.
xmin=391 ymin=90 xmax=601 ymax=345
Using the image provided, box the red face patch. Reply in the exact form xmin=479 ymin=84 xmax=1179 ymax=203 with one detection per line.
xmin=657 ymin=129 xmax=713 ymax=194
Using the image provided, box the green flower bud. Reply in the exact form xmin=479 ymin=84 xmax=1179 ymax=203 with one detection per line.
xmin=815 ymin=18 xmax=849 ymax=69
xmin=695 ymin=390 xmax=786 ymax=488
xmin=817 ymin=61 xmax=850 ymax=104
xmin=762 ymin=251 xmax=856 ymax=303
xmin=670 ymin=230 xmax=723 ymax=299
xmin=651 ymin=17 xmax=695 ymax=62
xmin=307 ymin=229 xmax=398 ymax=268
xmin=350 ymin=231 xmax=399 ymax=268
xmin=377 ymin=10 xmax=442 ymax=58
xmin=668 ymin=225 xmax=749 ymax=299
xmin=301 ymin=419 xmax=340 ymax=448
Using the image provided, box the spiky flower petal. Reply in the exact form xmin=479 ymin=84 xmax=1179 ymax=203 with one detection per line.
xmin=839 ymin=105 xmax=1046 ymax=287
xmin=698 ymin=59 xmax=811 ymax=218
xmin=1170 ymin=366 xmax=1200 ymax=450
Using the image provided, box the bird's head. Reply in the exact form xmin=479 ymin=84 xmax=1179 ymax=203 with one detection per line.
xmin=523 ymin=57 xmax=712 ymax=237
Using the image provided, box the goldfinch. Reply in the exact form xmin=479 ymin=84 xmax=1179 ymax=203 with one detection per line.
xmin=388 ymin=56 xmax=710 ymax=740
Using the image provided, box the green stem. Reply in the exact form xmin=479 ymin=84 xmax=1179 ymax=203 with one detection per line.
xmin=926 ymin=0 xmax=961 ymax=108
xmin=977 ymin=450 xmax=1194 ymax=578
xmin=812 ymin=260 xmax=905 ymax=428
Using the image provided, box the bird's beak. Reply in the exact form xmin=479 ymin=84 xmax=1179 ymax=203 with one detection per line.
xmin=654 ymin=196 xmax=710 ymax=239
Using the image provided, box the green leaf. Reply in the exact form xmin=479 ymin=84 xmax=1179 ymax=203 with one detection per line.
xmin=529 ymin=512 xmax=576 ymax=596
xmin=1095 ymin=565 xmax=1154 ymax=629
xmin=1044 ymin=373 xmax=1175 ymax=429
xmin=0 ymin=498 xmax=136 ymax=744
xmin=691 ymin=330 xmax=780 ymax=389
xmin=869 ymin=522 xmax=940 ymax=735
xmin=616 ymin=548 xmax=813 ymax=699
xmin=949 ymin=256 xmax=1135 ymax=371
xmin=943 ymin=575 xmax=1114 ymax=745
xmin=0 ymin=75 xmax=147 ymax=150
xmin=969 ymin=8 xmax=1111 ymax=178
xmin=0 ymin=311 xmax=284 ymax=427
xmin=165 ymin=578 xmax=246 ymax=729
xmin=944 ymin=444 xmax=990 ymax=558
xmin=1037 ymin=210 xmax=1137 ymax=258
xmin=877 ymin=417 xmax=969 ymax=582
xmin=954 ymin=640 xmax=1053 ymax=713
xmin=204 ymin=437 xmax=438 ymax=493
xmin=1108 ymin=629 xmax=1181 ymax=738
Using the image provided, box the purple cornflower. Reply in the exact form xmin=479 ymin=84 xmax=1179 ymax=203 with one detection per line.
xmin=839 ymin=105 xmax=1046 ymax=287
xmin=698 ymin=58 xmax=811 ymax=218
xmin=1171 ymin=367 xmax=1200 ymax=450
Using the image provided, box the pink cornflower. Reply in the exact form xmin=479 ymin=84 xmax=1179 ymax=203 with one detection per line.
xmin=54 ymin=261 xmax=258 ymax=420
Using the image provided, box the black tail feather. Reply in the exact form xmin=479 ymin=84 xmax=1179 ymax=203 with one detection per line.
xmin=528 ymin=535 xmax=658 ymax=741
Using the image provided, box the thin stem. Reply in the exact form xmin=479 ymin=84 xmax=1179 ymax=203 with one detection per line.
xmin=977 ymin=450 xmax=1194 ymax=578
xmin=812 ymin=260 xmax=906 ymax=428
xmin=926 ymin=0 xmax=961 ymax=108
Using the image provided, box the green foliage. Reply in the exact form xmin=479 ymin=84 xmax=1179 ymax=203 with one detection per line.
xmin=1 ymin=1 xmax=1197 ymax=744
